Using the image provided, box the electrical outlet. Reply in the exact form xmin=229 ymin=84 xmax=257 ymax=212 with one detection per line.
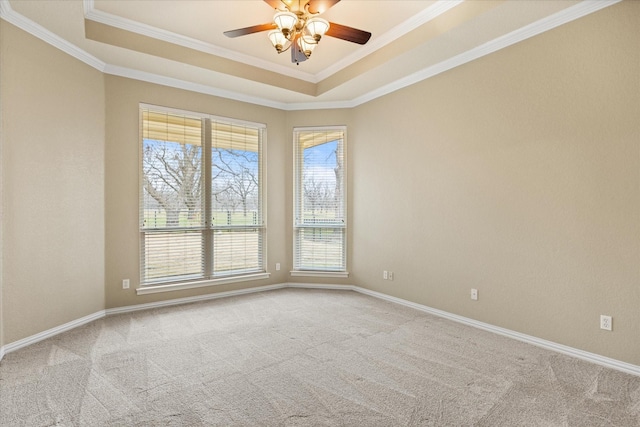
xmin=388 ymin=271 xmax=394 ymax=281
xmin=122 ymin=279 xmax=130 ymax=290
xmin=383 ymin=270 xmax=388 ymax=280
xmin=600 ymin=315 xmax=612 ymax=331
xmin=471 ymin=288 xmax=478 ymax=300
xmin=275 ymin=263 xmax=281 ymax=271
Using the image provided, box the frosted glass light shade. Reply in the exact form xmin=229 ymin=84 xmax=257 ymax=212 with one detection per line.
xmin=273 ymin=11 xmax=297 ymax=36
xmin=305 ymin=17 xmax=329 ymax=41
xmin=298 ymin=35 xmax=317 ymax=57
xmin=268 ymin=30 xmax=290 ymax=52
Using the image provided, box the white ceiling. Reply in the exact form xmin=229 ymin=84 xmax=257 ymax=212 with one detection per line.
xmin=0 ymin=0 xmax=620 ymax=110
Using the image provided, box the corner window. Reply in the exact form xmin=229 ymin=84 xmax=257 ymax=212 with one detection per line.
xmin=293 ymin=127 xmax=347 ymax=274
xmin=140 ymin=106 xmax=265 ymax=287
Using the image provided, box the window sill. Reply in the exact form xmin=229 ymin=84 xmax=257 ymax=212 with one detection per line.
xmin=136 ymin=272 xmax=271 ymax=295
xmin=290 ymin=270 xmax=350 ymax=278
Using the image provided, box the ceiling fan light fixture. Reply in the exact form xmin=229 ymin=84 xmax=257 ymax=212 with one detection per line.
xmin=273 ymin=11 xmax=298 ymax=37
xmin=268 ymin=30 xmax=290 ymax=53
xmin=224 ymin=1 xmax=371 ymax=64
xmin=305 ymin=17 xmax=330 ymax=42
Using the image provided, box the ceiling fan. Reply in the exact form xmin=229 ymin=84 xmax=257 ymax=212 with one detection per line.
xmin=224 ymin=0 xmax=372 ymax=64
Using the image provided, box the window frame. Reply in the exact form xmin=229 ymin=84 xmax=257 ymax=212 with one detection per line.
xmin=292 ymin=126 xmax=348 ymax=277
xmin=138 ymin=104 xmax=268 ymax=294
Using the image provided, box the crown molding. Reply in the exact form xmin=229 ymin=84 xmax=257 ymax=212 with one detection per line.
xmin=1 ymin=0 xmax=623 ymax=111
xmin=82 ymin=0 xmax=463 ymax=84
xmin=0 ymin=0 xmax=9 ymax=16
xmin=350 ymin=0 xmax=623 ymax=107
xmin=104 ymin=64 xmax=289 ymax=111
xmin=103 ymin=63 xmax=357 ymax=111
xmin=315 ymin=0 xmax=463 ymax=81
xmin=0 ymin=0 xmax=105 ymax=72
xmin=82 ymin=0 xmax=317 ymax=83
xmin=281 ymin=99 xmax=356 ymax=111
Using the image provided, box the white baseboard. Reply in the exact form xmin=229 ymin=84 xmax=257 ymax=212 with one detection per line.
xmin=0 ymin=310 xmax=106 ymax=359
xmin=106 ymin=283 xmax=353 ymax=316
xmin=1 ymin=282 xmax=638 ymax=378
xmin=354 ymin=287 xmax=640 ymax=377
xmin=106 ymin=283 xmax=288 ymax=315
xmin=286 ymin=282 xmax=355 ymax=291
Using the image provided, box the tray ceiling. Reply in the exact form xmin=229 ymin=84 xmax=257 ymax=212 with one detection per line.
xmin=1 ymin=0 xmax=619 ymax=109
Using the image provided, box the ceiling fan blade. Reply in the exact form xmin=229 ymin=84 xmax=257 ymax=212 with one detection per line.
xmin=326 ymin=22 xmax=371 ymax=45
xmin=307 ymin=0 xmax=340 ymax=14
xmin=224 ymin=23 xmax=277 ymax=38
xmin=263 ymin=0 xmax=284 ymax=9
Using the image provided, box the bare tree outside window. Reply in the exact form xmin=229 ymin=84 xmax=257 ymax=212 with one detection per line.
xmin=142 ymin=141 xmax=202 ymax=228
xmin=212 ymin=148 xmax=259 ymax=225
xmin=294 ymin=128 xmax=346 ymax=272
xmin=140 ymin=108 xmax=265 ymax=284
xmin=301 ymin=139 xmax=342 ymax=223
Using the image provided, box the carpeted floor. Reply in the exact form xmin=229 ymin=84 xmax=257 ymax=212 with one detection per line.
xmin=1 ymin=288 xmax=639 ymax=426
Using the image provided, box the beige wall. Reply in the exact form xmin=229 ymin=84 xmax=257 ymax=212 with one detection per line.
xmin=1 ymin=22 xmax=105 ymax=344
xmin=1 ymin=1 xmax=638 ymax=367
xmin=351 ymin=1 xmax=639 ymax=364
xmin=104 ymin=76 xmax=289 ymax=308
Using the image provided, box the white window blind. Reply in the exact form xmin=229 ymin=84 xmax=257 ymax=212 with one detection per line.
xmin=140 ymin=106 xmax=265 ymax=285
xmin=294 ymin=127 xmax=346 ymax=272
xmin=210 ymin=121 xmax=263 ymax=277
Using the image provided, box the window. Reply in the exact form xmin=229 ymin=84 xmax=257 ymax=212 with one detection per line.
xmin=293 ymin=127 xmax=347 ymax=274
xmin=140 ymin=105 xmax=266 ymax=287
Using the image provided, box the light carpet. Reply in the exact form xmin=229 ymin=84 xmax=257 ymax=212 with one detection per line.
xmin=1 ymin=288 xmax=639 ymax=426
